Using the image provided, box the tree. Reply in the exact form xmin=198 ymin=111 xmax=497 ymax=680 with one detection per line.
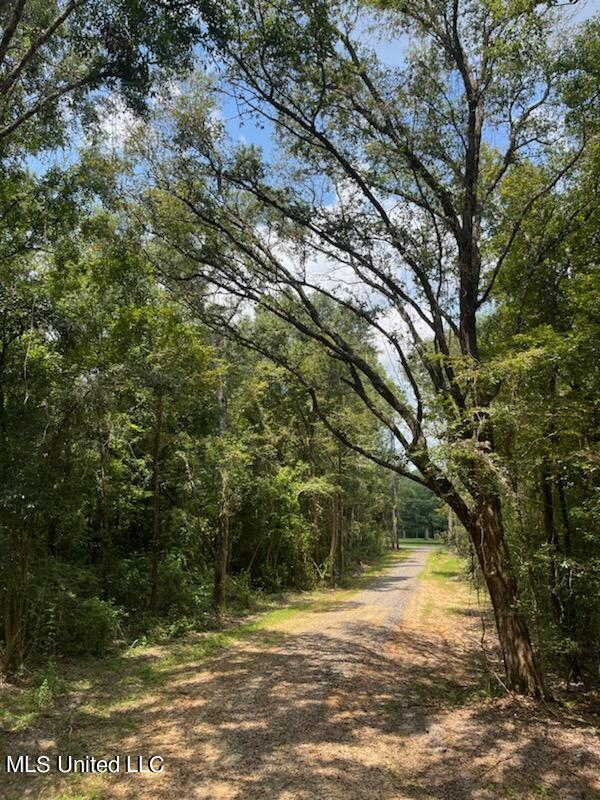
xmin=397 ymin=479 xmax=445 ymax=539
xmin=482 ymin=158 xmax=600 ymax=679
xmin=110 ymin=301 xmax=215 ymax=612
xmin=0 ymin=0 xmax=200 ymax=150
xmin=137 ymin=0 xmax=599 ymax=695
xmin=1 ymin=165 xmax=400 ymax=674
xmin=0 ymin=199 xmax=216 ymax=672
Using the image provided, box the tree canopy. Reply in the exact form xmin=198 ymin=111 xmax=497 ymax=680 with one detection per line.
xmin=0 ymin=0 xmax=599 ymax=698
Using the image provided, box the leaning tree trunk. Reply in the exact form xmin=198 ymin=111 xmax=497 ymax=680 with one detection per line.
xmin=468 ymin=493 xmax=546 ymax=697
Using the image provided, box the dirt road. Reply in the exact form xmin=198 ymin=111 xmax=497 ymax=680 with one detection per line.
xmin=116 ymin=547 xmax=432 ymax=800
xmin=6 ymin=547 xmax=599 ymax=800
xmin=110 ymin=545 xmax=598 ymax=800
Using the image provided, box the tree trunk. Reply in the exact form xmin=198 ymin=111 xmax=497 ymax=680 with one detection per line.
xmin=468 ymin=494 xmax=545 ymax=698
xmin=556 ymin=475 xmax=572 ymax=556
xmin=308 ymin=436 xmax=320 ymax=562
xmin=541 ymin=465 xmax=563 ymax=624
xmin=328 ymin=495 xmax=339 ymax=583
xmin=339 ymin=495 xmax=345 ymax=578
xmin=553 ymin=471 xmax=581 ymax=681
xmin=391 ymin=475 xmax=399 ymax=550
xmin=149 ymin=388 xmax=164 ymax=614
xmin=4 ymin=588 xmax=26 ymax=677
xmin=2 ymin=526 xmax=29 ymax=677
xmin=99 ymin=431 xmax=111 ymax=597
xmin=213 ymin=361 xmax=231 ymax=614
xmin=447 ymin=507 xmax=455 ymax=548
xmin=214 ymin=492 xmax=231 ymax=612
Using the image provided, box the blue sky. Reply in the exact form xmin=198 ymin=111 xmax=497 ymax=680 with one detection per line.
xmin=215 ymin=0 xmax=600 ymax=156
xmin=25 ymin=0 xmax=600 ymax=175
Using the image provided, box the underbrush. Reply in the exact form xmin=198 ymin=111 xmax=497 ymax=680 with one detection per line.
xmin=0 ymin=659 xmax=70 ymax=738
xmin=0 ymin=548 xmax=400 ymax=740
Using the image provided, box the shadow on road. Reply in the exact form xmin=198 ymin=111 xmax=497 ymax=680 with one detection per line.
xmin=4 ymin=562 xmax=599 ymax=800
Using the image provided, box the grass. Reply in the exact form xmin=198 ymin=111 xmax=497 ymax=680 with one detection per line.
xmin=397 ymin=537 xmax=444 ymax=547
xmin=1 ymin=547 xmax=417 ymax=800
xmin=419 ymin=549 xmax=464 ymax=581
xmin=397 ymin=547 xmax=499 ymax=707
xmin=416 ymin=549 xmax=474 ymax=626
xmin=0 ymin=686 xmax=43 ymax=733
xmin=0 ymin=547 xmax=412 ymax=743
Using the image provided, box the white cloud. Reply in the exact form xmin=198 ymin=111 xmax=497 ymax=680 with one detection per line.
xmin=97 ymin=100 xmax=138 ymax=150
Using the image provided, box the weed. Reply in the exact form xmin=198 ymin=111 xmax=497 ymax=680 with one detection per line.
xmin=31 ymin=662 xmax=66 ymax=711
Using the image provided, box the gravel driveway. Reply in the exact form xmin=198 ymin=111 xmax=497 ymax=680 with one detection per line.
xmin=108 ymin=547 xmax=433 ymax=800
xmin=9 ymin=546 xmax=599 ymax=800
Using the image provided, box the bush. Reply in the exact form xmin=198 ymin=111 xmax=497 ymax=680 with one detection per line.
xmin=110 ymin=554 xmax=213 ymax=620
xmin=108 ymin=556 xmax=150 ymax=612
xmin=229 ymin=570 xmax=264 ymax=611
xmin=55 ymin=595 xmax=121 ymax=656
xmin=24 ymin=561 xmax=121 ymax=659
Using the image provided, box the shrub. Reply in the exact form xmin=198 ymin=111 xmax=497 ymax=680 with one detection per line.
xmin=55 ymin=595 xmax=121 ymax=656
xmin=230 ymin=570 xmax=264 ymax=611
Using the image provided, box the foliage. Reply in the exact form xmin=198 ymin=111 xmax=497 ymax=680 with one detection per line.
xmin=0 ymin=201 xmax=429 ymax=670
xmin=1 ymin=0 xmax=598 ymax=700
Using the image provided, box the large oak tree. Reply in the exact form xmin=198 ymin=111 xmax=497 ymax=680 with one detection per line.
xmin=138 ymin=0 xmax=599 ymax=695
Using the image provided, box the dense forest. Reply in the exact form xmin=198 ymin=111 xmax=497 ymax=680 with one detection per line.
xmin=0 ymin=0 xmax=599 ymax=706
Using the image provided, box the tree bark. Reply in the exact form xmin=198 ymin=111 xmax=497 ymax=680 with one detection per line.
xmin=214 ymin=491 xmax=231 ymax=612
xmin=467 ymin=494 xmax=546 ymax=698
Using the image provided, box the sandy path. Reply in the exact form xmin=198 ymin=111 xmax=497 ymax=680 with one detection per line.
xmin=109 ymin=548 xmax=432 ymax=800
xmin=8 ymin=547 xmax=599 ymax=800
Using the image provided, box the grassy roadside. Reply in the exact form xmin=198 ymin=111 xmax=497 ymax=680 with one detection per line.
xmin=396 ymin=547 xmax=493 ymax=706
xmin=386 ymin=555 xmax=600 ymax=799
xmin=0 ymin=546 xmax=418 ymax=747
xmin=0 ymin=546 xmax=423 ymax=799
